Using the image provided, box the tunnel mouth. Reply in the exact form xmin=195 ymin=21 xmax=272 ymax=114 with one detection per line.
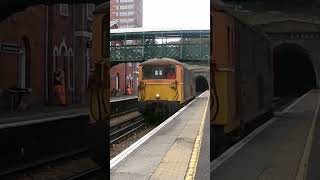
xmin=274 ymin=43 xmax=316 ymax=98
xmin=196 ymin=75 xmax=209 ymax=94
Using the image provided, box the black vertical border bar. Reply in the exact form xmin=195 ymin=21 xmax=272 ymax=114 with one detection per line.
xmin=104 ymin=0 xmax=111 ymax=175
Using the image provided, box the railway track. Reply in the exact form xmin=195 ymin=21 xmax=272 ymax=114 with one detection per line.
xmin=111 ymin=108 xmax=138 ymax=119
xmin=0 ymin=116 xmax=141 ymax=180
xmin=0 ymin=148 xmax=86 ymax=177
xmin=64 ymin=166 xmax=101 ymax=180
xmin=1 ymin=149 xmax=102 ymax=180
xmin=110 ymin=112 xmax=145 ymax=144
xmin=1 ymin=109 xmax=144 ymax=180
xmin=0 ymin=97 xmax=140 ymax=179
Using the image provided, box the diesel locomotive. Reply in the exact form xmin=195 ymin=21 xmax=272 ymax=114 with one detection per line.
xmin=138 ymin=58 xmax=196 ymax=118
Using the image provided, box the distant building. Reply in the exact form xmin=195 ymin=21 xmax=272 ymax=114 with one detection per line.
xmin=110 ymin=0 xmax=143 ymax=28
xmin=110 ymin=63 xmax=139 ymax=96
xmin=109 ymin=0 xmax=141 ymax=97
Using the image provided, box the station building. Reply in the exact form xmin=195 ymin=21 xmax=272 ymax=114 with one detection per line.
xmin=0 ymin=3 xmax=95 ymax=110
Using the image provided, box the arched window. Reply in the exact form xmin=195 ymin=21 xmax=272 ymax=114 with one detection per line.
xmin=60 ymin=43 xmax=68 ymax=84
xmin=53 ymin=46 xmax=59 ymax=73
xmin=68 ymin=48 xmax=74 ymax=92
xmin=20 ymin=37 xmax=31 ymax=88
xmin=116 ymin=73 xmax=120 ymax=90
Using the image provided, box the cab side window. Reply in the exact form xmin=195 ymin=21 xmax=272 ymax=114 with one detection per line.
xmin=166 ymin=65 xmax=176 ymax=79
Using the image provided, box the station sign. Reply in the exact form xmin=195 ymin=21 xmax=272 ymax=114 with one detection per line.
xmin=0 ymin=43 xmax=21 ymax=54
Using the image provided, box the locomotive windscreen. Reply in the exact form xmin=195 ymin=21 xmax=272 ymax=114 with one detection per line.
xmin=142 ymin=65 xmax=176 ymax=79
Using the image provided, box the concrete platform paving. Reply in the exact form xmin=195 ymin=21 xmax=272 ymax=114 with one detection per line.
xmin=211 ymin=89 xmax=320 ymax=180
xmin=110 ymin=91 xmax=210 ymax=180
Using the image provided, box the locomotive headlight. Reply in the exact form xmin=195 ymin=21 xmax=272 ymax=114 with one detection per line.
xmin=156 ymin=93 xmax=160 ymax=98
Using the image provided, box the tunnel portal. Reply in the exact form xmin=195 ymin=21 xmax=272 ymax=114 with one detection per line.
xmin=196 ymin=75 xmax=209 ymax=94
xmin=274 ymin=43 xmax=316 ymax=97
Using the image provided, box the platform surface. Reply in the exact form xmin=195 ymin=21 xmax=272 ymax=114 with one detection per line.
xmin=195 ymin=97 xmax=210 ymax=180
xmin=0 ymin=95 xmax=137 ymax=126
xmin=110 ymin=95 xmax=137 ymax=102
xmin=211 ymin=89 xmax=320 ymax=180
xmin=110 ymin=91 xmax=210 ymax=180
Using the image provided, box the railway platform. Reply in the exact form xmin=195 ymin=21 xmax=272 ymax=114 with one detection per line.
xmin=110 ymin=95 xmax=137 ymax=103
xmin=211 ymin=89 xmax=320 ymax=180
xmin=0 ymin=105 xmax=88 ymax=127
xmin=110 ymin=91 xmax=210 ymax=180
xmin=0 ymin=95 xmax=137 ymax=126
xmin=0 ymin=94 xmax=137 ymax=177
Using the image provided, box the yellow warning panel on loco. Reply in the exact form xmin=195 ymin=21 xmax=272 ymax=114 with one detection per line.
xmin=213 ymin=70 xmax=233 ymax=126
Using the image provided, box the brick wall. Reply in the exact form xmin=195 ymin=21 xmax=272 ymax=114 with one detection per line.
xmin=0 ymin=5 xmax=46 ymax=107
xmin=47 ymin=4 xmax=75 ymax=105
xmin=110 ymin=63 xmax=138 ymax=96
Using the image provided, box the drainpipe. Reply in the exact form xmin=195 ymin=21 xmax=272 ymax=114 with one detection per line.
xmin=45 ymin=5 xmax=49 ymax=103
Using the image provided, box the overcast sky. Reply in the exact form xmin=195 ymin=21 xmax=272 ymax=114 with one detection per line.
xmin=143 ymin=0 xmax=210 ymax=29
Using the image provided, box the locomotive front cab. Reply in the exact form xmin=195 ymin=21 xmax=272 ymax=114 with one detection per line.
xmin=138 ymin=64 xmax=182 ymax=102
xmin=138 ymin=58 xmax=184 ymax=117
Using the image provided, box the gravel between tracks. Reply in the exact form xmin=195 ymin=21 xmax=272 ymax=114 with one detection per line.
xmin=110 ymin=124 xmax=156 ymax=159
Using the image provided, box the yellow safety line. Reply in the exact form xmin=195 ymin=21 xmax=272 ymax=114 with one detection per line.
xmin=295 ymin=95 xmax=320 ymax=180
xmin=185 ymin=93 xmax=209 ymax=180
